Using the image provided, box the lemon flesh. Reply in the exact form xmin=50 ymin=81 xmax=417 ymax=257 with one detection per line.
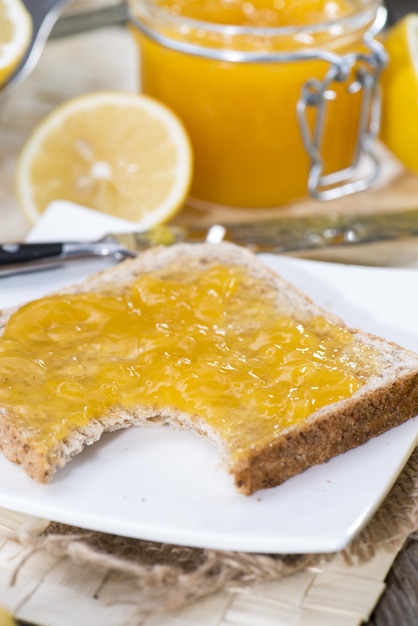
xmin=0 ymin=0 xmax=32 ymax=85
xmin=15 ymin=91 xmax=193 ymax=227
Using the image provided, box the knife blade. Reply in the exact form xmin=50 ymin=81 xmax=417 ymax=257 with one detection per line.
xmin=2 ymin=207 xmax=418 ymax=277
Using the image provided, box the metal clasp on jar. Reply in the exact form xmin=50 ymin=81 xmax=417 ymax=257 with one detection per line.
xmin=297 ymin=16 xmax=387 ymax=201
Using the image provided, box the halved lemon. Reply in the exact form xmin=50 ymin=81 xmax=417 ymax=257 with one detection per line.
xmin=0 ymin=0 xmax=32 ymax=85
xmin=380 ymin=14 xmax=418 ymax=172
xmin=15 ymin=91 xmax=193 ymax=227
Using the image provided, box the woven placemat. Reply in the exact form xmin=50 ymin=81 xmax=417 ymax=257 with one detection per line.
xmin=1 ymin=446 xmax=415 ymax=625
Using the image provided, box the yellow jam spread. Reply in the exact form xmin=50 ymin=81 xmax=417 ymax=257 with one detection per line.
xmin=0 ymin=264 xmax=378 ymax=458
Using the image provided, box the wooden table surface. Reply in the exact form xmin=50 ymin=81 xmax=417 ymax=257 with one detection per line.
xmin=365 ymin=536 xmax=418 ymax=626
xmin=1 ymin=4 xmax=418 ymax=625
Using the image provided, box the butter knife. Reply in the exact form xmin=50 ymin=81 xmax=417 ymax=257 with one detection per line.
xmin=2 ymin=208 xmax=418 ymax=277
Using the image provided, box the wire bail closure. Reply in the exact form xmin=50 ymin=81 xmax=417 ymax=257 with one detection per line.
xmin=297 ymin=32 xmax=387 ymax=201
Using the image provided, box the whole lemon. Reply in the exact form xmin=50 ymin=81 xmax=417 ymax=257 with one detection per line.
xmin=380 ymin=14 xmax=418 ymax=172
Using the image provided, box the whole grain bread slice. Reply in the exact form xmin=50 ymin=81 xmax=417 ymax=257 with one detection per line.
xmin=1 ymin=242 xmax=418 ymax=495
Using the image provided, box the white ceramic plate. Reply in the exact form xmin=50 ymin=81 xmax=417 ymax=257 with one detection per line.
xmin=0 ymin=202 xmax=417 ymax=554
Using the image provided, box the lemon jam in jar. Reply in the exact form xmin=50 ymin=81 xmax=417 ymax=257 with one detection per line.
xmin=128 ymin=0 xmax=386 ymax=209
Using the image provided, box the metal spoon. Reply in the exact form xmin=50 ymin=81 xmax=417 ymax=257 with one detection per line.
xmin=1 ymin=0 xmax=74 ymax=98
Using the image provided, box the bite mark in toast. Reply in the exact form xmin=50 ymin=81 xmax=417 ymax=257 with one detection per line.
xmin=1 ymin=242 xmax=418 ymax=494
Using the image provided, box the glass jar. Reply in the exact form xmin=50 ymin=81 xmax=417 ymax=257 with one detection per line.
xmin=128 ymin=0 xmax=387 ymax=210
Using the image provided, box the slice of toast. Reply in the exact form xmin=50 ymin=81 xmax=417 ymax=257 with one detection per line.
xmin=1 ymin=242 xmax=418 ymax=494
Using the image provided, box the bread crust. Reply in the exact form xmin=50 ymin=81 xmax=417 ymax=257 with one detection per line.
xmin=233 ymin=370 xmax=418 ymax=494
xmin=1 ymin=242 xmax=418 ymax=494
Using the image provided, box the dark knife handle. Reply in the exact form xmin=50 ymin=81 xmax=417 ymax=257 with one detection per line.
xmin=0 ymin=242 xmax=64 ymax=265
